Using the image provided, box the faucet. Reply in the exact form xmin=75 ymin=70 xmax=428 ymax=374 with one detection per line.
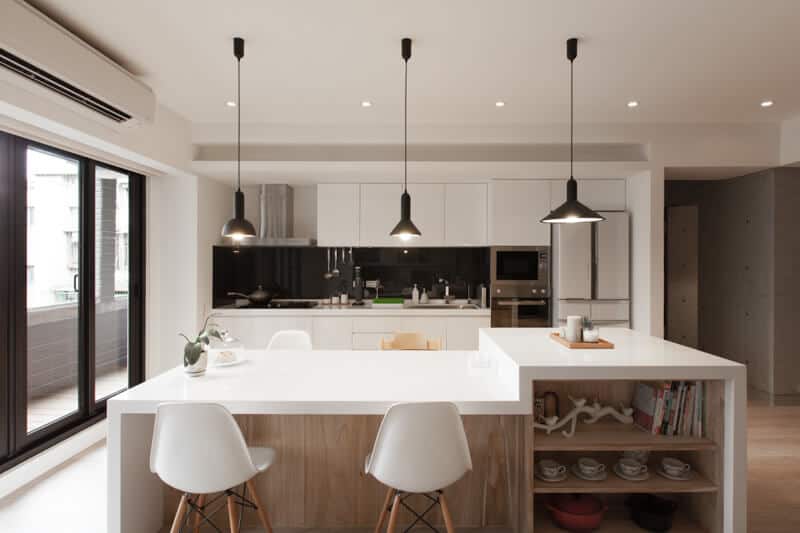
xmin=438 ymin=277 xmax=453 ymax=302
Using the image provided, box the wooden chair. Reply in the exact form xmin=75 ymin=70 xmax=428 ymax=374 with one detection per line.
xmin=380 ymin=331 xmax=442 ymax=351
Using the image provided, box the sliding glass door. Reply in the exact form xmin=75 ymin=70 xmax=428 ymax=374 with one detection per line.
xmin=0 ymin=131 xmax=144 ymax=469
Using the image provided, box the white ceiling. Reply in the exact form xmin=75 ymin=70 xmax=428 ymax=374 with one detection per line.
xmin=26 ymin=0 xmax=800 ymax=130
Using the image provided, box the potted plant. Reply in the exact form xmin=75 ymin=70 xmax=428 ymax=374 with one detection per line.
xmin=179 ymin=315 xmax=223 ymax=376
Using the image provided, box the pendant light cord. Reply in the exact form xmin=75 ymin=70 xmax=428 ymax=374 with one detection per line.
xmin=403 ymin=58 xmax=408 ymax=192
xmin=237 ymin=55 xmax=242 ymax=193
xmin=570 ymin=57 xmax=573 ymax=179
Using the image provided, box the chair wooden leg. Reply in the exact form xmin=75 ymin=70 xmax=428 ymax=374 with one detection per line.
xmin=246 ymin=479 xmax=273 ymax=533
xmin=386 ymin=493 xmax=402 ymax=533
xmin=374 ymin=487 xmax=396 ymax=533
xmin=192 ymin=494 xmax=206 ymax=533
xmin=440 ymin=492 xmax=456 ymax=533
xmin=227 ymin=493 xmax=239 ymax=533
xmin=170 ymin=493 xmax=189 ymax=533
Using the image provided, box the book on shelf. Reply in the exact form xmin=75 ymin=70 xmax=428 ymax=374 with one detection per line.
xmin=632 ymin=380 xmax=704 ymax=437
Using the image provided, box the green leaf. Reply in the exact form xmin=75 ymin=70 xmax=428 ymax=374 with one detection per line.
xmin=183 ymin=341 xmax=204 ymax=366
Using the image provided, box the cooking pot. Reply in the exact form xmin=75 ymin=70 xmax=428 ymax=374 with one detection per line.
xmin=546 ymin=494 xmax=607 ymax=531
xmin=227 ymin=285 xmax=275 ymax=305
xmin=626 ymin=494 xmax=678 ymax=532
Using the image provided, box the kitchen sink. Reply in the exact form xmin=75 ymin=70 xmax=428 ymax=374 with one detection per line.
xmin=405 ymin=303 xmax=481 ymax=310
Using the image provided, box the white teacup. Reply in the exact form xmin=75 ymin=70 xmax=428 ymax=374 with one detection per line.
xmin=662 ymin=457 xmax=691 ymax=476
xmin=577 ymin=457 xmax=606 ymax=476
xmin=538 ymin=459 xmax=566 ymax=479
xmin=618 ymin=457 xmax=648 ymax=477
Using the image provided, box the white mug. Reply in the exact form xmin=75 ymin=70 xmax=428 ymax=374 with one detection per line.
xmin=566 ymin=316 xmax=583 ymax=342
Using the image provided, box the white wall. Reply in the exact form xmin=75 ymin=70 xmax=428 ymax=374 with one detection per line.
xmin=780 ymin=115 xmax=800 ymax=166
xmin=627 ymin=170 xmax=664 ymax=337
xmin=197 ymin=177 xmax=233 ymax=321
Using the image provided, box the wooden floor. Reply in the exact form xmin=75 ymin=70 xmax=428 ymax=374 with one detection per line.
xmin=0 ymin=389 xmax=798 ymax=532
xmin=747 ymin=392 xmax=800 ymax=533
xmin=27 ymin=367 xmax=127 ymax=432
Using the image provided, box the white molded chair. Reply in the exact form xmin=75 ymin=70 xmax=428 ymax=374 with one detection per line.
xmin=365 ymin=402 xmax=472 ymax=533
xmin=150 ymin=402 xmax=275 ymax=533
xmin=266 ymin=330 xmax=313 ymax=351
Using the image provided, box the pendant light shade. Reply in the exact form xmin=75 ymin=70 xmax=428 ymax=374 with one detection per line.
xmin=222 ymin=36 xmax=257 ymax=240
xmin=390 ymin=37 xmax=421 ymax=241
xmin=541 ymin=38 xmax=604 ymax=225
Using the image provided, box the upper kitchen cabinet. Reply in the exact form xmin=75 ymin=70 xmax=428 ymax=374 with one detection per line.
xmin=549 ymin=179 xmax=626 ymax=211
xmin=595 ymin=211 xmax=630 ymax=299
xmin=360 ymin=183 xmax=445 ymax=246
xmin=317 ymin=184 xmax=360 ymax=246
xmin=444 ymin=183 xmax=487 ymax=246
xmin=359 ymin=183 xmax=402 ymax=246
xmin=488 ymin=180 xmax=551 ymax=245
xmin=406 ymin=183 xmax=446 ymax=246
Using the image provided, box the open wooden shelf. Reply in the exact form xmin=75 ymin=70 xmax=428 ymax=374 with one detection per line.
xmin=533 ymin=422 xmax=715 ymax=451
xmin=534 ymin=510 xmax=708 ymax=532
xmin=532 ymin=470 xmax=717 ymax=494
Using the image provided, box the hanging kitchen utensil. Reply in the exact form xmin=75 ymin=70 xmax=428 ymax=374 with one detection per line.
xmin=324 ymin=248 xmax=333 ymax=279
xmin=332 ymin=248 xmax=340 ymax=277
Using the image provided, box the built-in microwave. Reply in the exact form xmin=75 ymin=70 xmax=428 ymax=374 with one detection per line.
xmin=490 ymin=246 xmax=550 ymax=298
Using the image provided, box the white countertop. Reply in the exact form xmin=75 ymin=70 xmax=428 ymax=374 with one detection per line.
xmin=110 ymin=328 xmax=744 ymax=416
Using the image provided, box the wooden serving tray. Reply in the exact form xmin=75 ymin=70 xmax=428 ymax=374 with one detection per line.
xmin=550 ymin=332 xmax=614 ymax=349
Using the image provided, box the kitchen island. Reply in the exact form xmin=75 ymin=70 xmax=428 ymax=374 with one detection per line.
xmin=107 ymin=328 xmax=746 ymax=533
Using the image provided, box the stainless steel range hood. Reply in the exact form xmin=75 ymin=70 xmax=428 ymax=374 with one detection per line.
xmin=221 ymin=184 xmax=316 ymax=246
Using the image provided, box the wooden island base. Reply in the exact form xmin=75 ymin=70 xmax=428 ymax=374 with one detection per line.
xmin=163 ymin=415 xmax=527 ymax=531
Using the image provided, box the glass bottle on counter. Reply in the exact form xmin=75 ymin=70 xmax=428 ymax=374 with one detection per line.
xmin=412 ymin=284 xmax=420 ymax=304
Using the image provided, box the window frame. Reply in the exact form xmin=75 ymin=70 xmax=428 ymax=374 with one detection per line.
xmin=0 ymin=131 xmax=145 ymax=470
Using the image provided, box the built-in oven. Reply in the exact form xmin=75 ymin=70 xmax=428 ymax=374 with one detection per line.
xmin=490 ymin=298 xmax=551 ymax=327
xmin=490 ymin=246 xmax=550 ymax=298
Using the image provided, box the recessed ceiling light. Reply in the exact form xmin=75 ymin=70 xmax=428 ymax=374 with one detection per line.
xmin=760 ymin=100 xmax=774 ymax=108
xmin=361 ymin=100 xmax=372 ymax=108
xmin=226 ymin=101 xmax=236 ymax=107
xmin=495 ymin=101 xmax=506 ymax=107
xmin=627 ymin=100 xmax=639 ymax=108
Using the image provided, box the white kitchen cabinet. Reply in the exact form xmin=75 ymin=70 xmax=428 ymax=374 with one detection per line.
xmin=488 ymin=180 xmax=551 ymax=245
xmin=359 ymin=183 xmax=402 ymax=246
xmin=317 ymin=184 xmax=360 ymax=246
xmin=589 ymin=301 xmax=630 ymax=322
xmin=445 ymin=317 xmax=491 ymax=350
xmin=549 ymin=179 xmax=626 ymax=211
xmin=352 ymin=333 xmax=387 ymax=350
xmin=445 ymin=183 xmax=487 ymax=246
xmin=595 ymin=211 xmax=630 ymax=299
xmin=352 ymin=316 xmax=446 ymax=346
xmin=214 ymin=315 xmax=313 ymax=350
xmin=406 ymin=183 xmax=446 ymax=246
xmin=312 ymin=317 xmax=353 ymax=349
xmin=555 ymin=223 xmax=593 ymax=299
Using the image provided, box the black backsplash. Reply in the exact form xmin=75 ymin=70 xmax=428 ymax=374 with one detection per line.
xmin=213 ymin=246 xmax=489 ymax=306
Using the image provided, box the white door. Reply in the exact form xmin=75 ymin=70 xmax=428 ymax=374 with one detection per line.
xmin=595 ymin=211 xmax=630 ymax=299
xmin=406 ymin=183 xmax=445 ymax=246
xmin=489 ymin=180 xmax=551 ymax=245
xmin=555 ymin=223 xmax=592 ymax=299
xmin=445 ymin=183 xmax=487 ymax=246
xmin=549 ymin=179 xmax=626 ymax=211
xmin=317 ymin=184 xmax=359 ymax=246
xmin=360 ymin=183 xmax=402 ymax=246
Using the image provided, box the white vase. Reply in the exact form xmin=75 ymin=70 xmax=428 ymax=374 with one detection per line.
xmin=184 ymin=348 xmax=208 ymax=377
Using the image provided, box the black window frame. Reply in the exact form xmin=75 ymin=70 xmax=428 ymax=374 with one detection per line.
xmin=0 ymin=131 xmax=145 ymax=471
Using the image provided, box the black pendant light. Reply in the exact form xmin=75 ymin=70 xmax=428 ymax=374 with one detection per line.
xmin=390 ymin=37 xmax=421 ymax=241
xmin=221 ymin=37 xmax=257 ymax=240
xmin=541 ymin=38 xmax=605 ymax=224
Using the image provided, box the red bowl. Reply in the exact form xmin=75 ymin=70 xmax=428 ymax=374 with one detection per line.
xmin=546 ymin=494 xmax=607 ymax=531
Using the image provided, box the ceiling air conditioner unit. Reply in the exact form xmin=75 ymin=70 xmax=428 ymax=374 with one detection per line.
xmin=0 ymin=0 xmax=155 ymax=124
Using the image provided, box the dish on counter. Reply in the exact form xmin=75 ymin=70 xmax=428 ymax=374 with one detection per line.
xmin=210 ymin=350 xmax=245 ymax=367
